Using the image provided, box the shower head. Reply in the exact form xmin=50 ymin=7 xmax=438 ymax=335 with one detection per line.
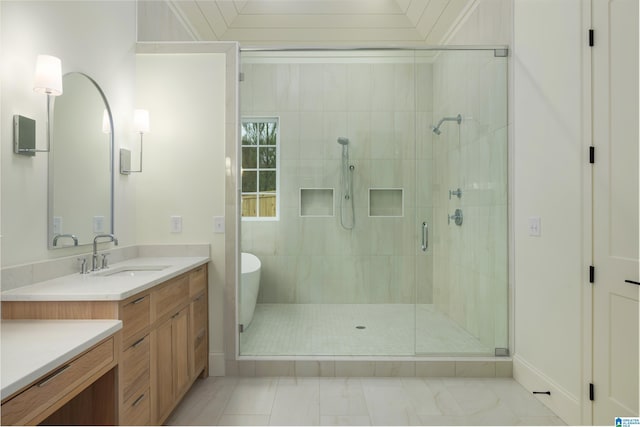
xmin=337 ymin=137 xmax=350 ymax=145
xmin=431 ymin=114 xmax=462 ymax=135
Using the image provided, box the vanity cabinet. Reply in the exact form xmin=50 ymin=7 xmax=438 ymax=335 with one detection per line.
xmin=1 ymin=263 xmax=209 ymax=426
xmin=118 ymin=291 xmax=152 ymax=426
xmin=1 ymin=334 xmax=119 ymax=426
xmin=154 ymin=306 xmax=189 ymax=422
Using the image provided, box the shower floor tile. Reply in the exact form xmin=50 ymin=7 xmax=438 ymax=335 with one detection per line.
xmin=239 ymin=304 xmax=492 ymax=356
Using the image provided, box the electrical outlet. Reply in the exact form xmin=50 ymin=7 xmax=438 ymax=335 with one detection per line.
xmin=170 ymin=216 xmax=182 ymax=233
xmin=528 ymin=216 xmax=541 ymax=236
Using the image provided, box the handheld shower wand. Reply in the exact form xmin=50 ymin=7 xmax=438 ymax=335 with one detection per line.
xmin=337 ymin=137 xmax=355 ymax=230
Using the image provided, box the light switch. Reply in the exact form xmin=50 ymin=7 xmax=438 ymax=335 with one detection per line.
xmin=214 ymin=216 xmax=225 ymax=233
xmin=528 ymin=216 xmax=541 ymax=236
xmin=170 ymin=216 xmax=182 ymax=233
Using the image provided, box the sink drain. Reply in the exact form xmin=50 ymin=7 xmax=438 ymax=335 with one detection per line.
xmin=355 ymin=326 xmax=366 ymax=330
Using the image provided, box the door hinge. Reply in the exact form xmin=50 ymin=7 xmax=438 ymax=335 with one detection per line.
xmin=589 ymin=383 xmax=595 ymax=401
xmin=239 ymin=324 xmax=244 ymax=333
xmin=239 ymin=72 xmax=245 ymax=82
xmin=589 ymin=146 xmax=595 ymax=164
xmin=589 ymin=266 xmax=595 ymax=283
xmin=588 ymin=29 xmax=594 ymax=47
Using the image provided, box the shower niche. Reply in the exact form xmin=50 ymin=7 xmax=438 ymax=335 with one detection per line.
xmin=299 ymin=188 xmax=334 ymax=217
xmin=369 ymin=188 xmax=404 ymax=217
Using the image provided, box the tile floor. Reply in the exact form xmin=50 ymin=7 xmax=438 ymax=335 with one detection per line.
xmin=240 ymin=304 xmax=493 ymax=356
xmin=166 ymin=376 xmax=566 ymax=426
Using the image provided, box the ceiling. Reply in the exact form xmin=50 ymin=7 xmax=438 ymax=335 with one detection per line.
xmin=164 ymin=0 xmax=475 ymax=45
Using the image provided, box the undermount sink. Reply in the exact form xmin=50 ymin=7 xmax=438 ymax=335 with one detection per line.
xmin=96 ymin=265 xmax=170 ymax=277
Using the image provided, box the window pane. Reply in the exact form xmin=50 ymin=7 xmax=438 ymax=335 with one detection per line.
xmin=242 ymin=195 xmax=257 ymax=217
xmin=259 ymin=171 xmax=276 ymax=192
xmin=258 ymin=122 xmax=267 ymax=145
xmin=242 ymin=122 xmax=257 ymax=145
xmin=259 ymin=147 xmax=277 ymax=168
xmin=242 ymin=147 xmax=257 ymax=169
xmin=265 ymin=122 xmax=277 ymax=145
xmin=242 ymin=171 xmax=257 ymax=193
xmin=258 ymin=193 xmax=276 ymax=217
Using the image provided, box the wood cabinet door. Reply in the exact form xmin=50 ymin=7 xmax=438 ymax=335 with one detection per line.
xmin=154 ymin=318 xmax=174 ymax=422
xmin=173 ymin=306 xmax=191 ymax=399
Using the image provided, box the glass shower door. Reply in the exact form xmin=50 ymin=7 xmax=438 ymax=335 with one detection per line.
xmin=414 ymin=49 xmax=509 ymax=356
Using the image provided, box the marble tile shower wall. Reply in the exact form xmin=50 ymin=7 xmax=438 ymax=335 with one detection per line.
xmin=240 ymin=58 xmax=434 ymax=305
xmin=431 ymin=52 xmax=508 ymax=350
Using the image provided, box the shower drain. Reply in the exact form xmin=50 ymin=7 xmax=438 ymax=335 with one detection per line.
xmin=355 ymin=326 xmax=366 ymax=330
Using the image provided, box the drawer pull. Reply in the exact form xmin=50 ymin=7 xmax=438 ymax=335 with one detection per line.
xmin=36 ymin=364 xmax=71 ymax=387
xmin=132 ymin=393 xmax=146 ymax=407
xmin=131 ymin=296 xmax=147 ymax=305
xmin=131 ymin=336 xmax=146 ymax=349
xmin=195 ymin=266 xmax=203 ymax=273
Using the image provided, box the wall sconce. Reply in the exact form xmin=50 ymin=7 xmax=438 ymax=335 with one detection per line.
xmin=120 ymin=109 xmax=149 ymax=174
xmin=14 ymin=55 xmax=63 ymax=155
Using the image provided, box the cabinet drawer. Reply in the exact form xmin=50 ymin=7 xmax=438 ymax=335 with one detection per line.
xmin=121 ymin=386 xmax=150 ymax=426
xmin=121 ymin=294 xmax=150 ymax=344
xmin=1 ymin=337 xmax=114 ymax=425
xmin=189 ymin=265 xmax=207 ymax=298
xmin=153 ymin=274 xmax=189 ymax=321
xmin=121 ymin=334 xmax=150 ymax=402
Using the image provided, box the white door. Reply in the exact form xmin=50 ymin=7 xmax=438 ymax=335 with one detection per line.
xmin=592 ymin=0 xmax=639 ymax=424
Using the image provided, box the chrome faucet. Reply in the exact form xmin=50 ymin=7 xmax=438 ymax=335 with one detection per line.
xmin=93 ymin=234 xmax=118 ymax=271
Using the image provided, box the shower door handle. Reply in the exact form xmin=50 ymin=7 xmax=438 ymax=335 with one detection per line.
xmin=421 ymin=222 xmax=428 ymax=252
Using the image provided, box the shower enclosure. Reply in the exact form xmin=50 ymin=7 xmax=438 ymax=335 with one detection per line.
xmin=238 ymin=48 xmax=508 ymax=357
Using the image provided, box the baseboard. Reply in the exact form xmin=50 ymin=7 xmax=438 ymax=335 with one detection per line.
xmin=512 ymin=354 xmax=582 ymax=425
xmin=209 ymin=352 xmax=226 ymax=376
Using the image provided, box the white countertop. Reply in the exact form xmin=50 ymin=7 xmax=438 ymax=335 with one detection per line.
xmin=1 ymin=319 xmax=122 ymax=400
xmin=1 ymin=257 xmax=209 ymax=301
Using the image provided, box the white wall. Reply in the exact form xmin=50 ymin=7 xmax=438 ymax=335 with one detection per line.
xmin=135 ymin=53 xmax=227 ymax=370
xmin=512 ymin=0 xmax=586 ymax=424
xmin=0 ymin=1 xmax=137 ymax=267
xmin=445 ymin=0 xmax=512 ymax=45
xmin=137 ymin=0 xmax=195 ymax=42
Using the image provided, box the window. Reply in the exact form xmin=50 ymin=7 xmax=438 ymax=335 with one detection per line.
xmin=241 ymin=118 xmax=279 ymax=219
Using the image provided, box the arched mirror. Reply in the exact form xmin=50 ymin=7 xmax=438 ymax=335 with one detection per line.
xmin=48 ymin=72 xmax=114 ymax=248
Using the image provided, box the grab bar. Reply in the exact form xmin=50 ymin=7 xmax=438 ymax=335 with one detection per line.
xmin=421 ymin=222 xmax=428 ymax=252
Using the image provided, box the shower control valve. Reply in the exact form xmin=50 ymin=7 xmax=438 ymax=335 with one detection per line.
xmin=449 ymin=188 xmax=462 ymax=199
xmin=448 ymin=209 xmax=463 ymax=226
